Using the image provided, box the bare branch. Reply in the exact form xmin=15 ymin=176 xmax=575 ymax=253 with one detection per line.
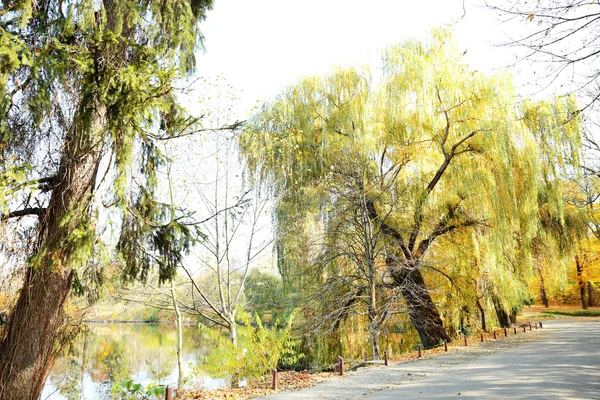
xmin=1 ymin=207 xmax=46 ymax=220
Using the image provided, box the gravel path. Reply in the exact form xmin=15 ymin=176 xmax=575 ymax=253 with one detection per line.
xmin=258 ymin=319 xmax=578 ymax=400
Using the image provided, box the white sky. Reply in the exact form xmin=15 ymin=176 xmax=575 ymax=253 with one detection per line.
xmin=174 ymin=0 xmax=528 ymax=274
xmin=193 ymin=0 xmax=523 ymax=116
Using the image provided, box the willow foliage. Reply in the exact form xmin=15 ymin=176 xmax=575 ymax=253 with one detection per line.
xmin=240 ymin=28 xmax=582 ymax=328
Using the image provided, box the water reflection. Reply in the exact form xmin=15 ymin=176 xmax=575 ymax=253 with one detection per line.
xmin=42 ymin=323 xmax=225 ymax=400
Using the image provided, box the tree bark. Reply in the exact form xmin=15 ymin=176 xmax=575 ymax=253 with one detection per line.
xmin=366 ymin=200 xmax=450 ymax=350
xmin=388 ymin=257 xmax=451 ymax=349
xmin=587 ymin=282 xmax=594 ymax=307
xmin=229 ymin=320 xmax=238 ymax=347
xmin=171 ymin=280 xmax=184 ymax=390
xmin=371 ymin=329 xmax=381 ymax=361
xmin=575 ymin=255 xmax=588 ymax=310
xmin=475 ymin=297 xmax=487 ymax=332
xmin=536 ymin=264 xmax=549 ymax=308
xmin=0 ymin=104 xmax=106 ymax=400
xmin=490 ymin=292 xmax=511 ymax=328
xmin=473 ymin=279 xmax=486 ymax=331
xmin=368 ymin=286 xmax=381 ymax=360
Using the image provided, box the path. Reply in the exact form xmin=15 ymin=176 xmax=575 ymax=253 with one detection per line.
xmin=259 ymin=320 xmax=600 ymax=399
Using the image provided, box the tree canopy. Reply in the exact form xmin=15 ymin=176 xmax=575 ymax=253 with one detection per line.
xmin=0 ymin=1 xmax=214 ymax=397
xmin=240 ymin=28 xmax=583 ymax=349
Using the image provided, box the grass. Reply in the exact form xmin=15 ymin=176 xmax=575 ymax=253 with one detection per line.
xmin=523 ymin=313 xmax=560 ymax=319
xmin=542 ymin=309 xmax=600 ymax=317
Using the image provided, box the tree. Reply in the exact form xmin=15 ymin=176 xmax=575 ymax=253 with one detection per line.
xmin=315 ymin=153 xmax=400 ymax=360
xmin=173 ymin=130 xmax=272 ymax=347
xmin=240 ymin=29 xmax=554 ymax=349
xmin=0 ymin=1 xmax=213 ymax=397
xmin=489 ymin=1 xmax=600 ymax=110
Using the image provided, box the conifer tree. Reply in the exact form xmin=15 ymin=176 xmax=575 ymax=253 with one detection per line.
xmin=0 ymin=1 xmax=213 ymax=397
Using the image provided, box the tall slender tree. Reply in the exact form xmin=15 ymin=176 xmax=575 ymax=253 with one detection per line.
xmin=0 ymin=1 xmax=213 ymax=397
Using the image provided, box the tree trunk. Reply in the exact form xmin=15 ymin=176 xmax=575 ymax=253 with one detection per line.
xmin=230 ymin=321 xmax=240 ymax=390
xmin=475 ymin=298 xmax=487 ymax=332
xmin=575 ymin=255 xmax=588 ymax=310
xmin=490 ymin=293 xmax=511 ymax=328
xmin=368 ymin=280 xmax=380 ymax=360
xmin=171 ymin=280 xmax=184 ymax=390
xmin=365 ymin=200 xmax=450 ymax=349
xmin=473 ymin=280 xmax=486 ymax=331
xmin=389 ymin=258 xmax=451 ymax=349
xmin=0 ymin=104 xmax=105 ymax=400
xmin=229 ymin=321 xmax=237 ymax=347
xmin=536 ymin=264 xmax=549 ymax=308
xmin=587 ymin=282 xmax=594 ymax=307
xmin=371 ymin=328 xmax=381 ymax=361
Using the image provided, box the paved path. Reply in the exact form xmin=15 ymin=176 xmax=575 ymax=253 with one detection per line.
xmin=260 ymin=320 xmax=600 ymax=399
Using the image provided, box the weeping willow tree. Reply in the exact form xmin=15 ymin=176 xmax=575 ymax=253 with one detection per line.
xmin=239 ymin=29 xmax=584 ymax=349
xmin=0 ymin=1 xmax=213 ymax=398
xmin=521 ymin=98 xmax=584 ymax=307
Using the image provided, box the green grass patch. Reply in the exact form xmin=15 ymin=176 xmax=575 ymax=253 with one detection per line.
xmin=524 ymin=313 xmax=560 ymax=319
xmin=542 ymin=310 xmax=600 ymax=317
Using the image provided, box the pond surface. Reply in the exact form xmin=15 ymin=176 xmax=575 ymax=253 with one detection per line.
xmin=41 ymin=323 xmax=229 ymax=400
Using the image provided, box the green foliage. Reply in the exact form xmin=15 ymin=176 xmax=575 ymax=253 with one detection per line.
xmin=525 ymin=313 xmax=560 ymax=319
xmin=111 ymin=380 xmax=165 ymax=400
xmin=192 ymin=313 xmax=303 ymax=379
xmin=239 ymin=27 xmax=584 ymax=343
xmin=117 ymin=195 xmax=203 ymax=284
xmin=244 ymin=270 xmax=292 ymax=322
xmin=542 ymin=310 xmax=600 ymax=317
xmin=143 ymin=308 xmax=161 ymax=323
xmin=0 ymin=0 xmax=215 ymax=291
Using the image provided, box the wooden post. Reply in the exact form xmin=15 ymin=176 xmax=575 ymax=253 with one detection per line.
xmin=364 ymin=351 xmax=368 ymax=362
xmin=165 ymin=387 xmax=172 ymax=400
xmin=514 ymin=327 xmax=517 ymax=335
xmin=384 ymin=350 xmax=388 ymax=366
xmin=444 ymin=339 xmax=448 ymax=352
xmin=272 ymin=368 xmax=277 ymax=390
xmin=418 ymin=345 xmax=421 ymax=358
xmin=540 ymin=321 xmax=543 ymax=328
xmin=339 ymin=356 xmax=344 ymax=376
xmin=504 ymin=328 xmax=507 ymax=337
xmin=529 ymin=322 xmax=532 ymax=331
xmin=493 ymin=331 xmax=497 ymax=340
xmin=480 ymin=333 xmax=484 ymax=342
xmin=464 ymin=336 xmax=468 ymax=346
xmin=523 ymin=325 xmax=526 ymax=333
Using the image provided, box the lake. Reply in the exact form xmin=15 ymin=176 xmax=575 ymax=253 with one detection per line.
xmin=41 ymin=323 xmax=231 ymax=400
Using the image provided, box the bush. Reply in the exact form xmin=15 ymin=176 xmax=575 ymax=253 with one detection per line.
xmin=111 ymin=380 xmax=165 ymax=400
xmin=191 ymin=311 xmax=303 ymax=380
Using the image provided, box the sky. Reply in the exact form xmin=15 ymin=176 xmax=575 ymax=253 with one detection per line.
xmin=174 ymin=0 xmax=533 ymax=273
xmin=192 ymin=0 xmax=523 ymax=117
